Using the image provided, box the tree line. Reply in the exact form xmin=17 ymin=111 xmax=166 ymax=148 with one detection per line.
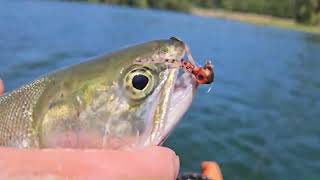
xmin=83 ymin=0 xmax=320 ymax=25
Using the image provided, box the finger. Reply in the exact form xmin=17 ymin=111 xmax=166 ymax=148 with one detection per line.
xmin=202 ymin=161 xmax=223 ymax=180
xmin=0 ymin=146 xmax=179 ymax=180
xmin=0 ymin=79 xmax=4 ymax=95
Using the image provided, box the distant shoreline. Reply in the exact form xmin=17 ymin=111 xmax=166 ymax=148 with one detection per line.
xmin=191 ymin=7 xmax=320 ymax=34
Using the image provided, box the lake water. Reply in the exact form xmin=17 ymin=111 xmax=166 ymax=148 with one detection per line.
xmin=1 ymin=1 xmax=320 ymax=179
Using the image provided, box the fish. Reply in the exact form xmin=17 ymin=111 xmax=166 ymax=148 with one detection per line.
xmin=0 ymin=37 xmax=198 ymax=149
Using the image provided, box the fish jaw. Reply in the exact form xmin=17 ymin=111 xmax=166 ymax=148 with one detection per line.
xmin=140 ymin=69 xmax=198 ymax=147
xmin=161 ymin=72 xmax=198 ymax=145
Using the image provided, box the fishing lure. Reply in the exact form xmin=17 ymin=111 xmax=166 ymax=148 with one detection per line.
xmin=180 ymin=42 xmax=214 ymax=85
xmin=181 ymin=59 xmax=214 ymax=85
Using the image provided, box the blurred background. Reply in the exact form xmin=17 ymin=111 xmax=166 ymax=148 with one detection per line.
xmin=0 ymin=0 xmax=319 ymax=179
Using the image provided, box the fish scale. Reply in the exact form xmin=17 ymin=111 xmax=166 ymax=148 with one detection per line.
xmin=0 ymin=78 xmax=50 ymax=148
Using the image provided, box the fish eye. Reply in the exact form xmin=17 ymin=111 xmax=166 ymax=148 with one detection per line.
xmin=132 ymin=74 xmax=149 ymax=90
xmin=123 ymin=66 xmax=156 ymax=100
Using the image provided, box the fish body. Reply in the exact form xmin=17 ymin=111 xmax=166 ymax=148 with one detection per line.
xmin=0 ymin=38 xmax=197 ymax=149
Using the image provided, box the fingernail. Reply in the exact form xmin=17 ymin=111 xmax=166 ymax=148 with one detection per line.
xmin=174 ymin=155 xmax=180 ymax=178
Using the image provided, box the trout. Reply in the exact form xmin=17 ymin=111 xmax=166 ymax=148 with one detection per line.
xmin=0 ymin=37 xmax=198 ymax=149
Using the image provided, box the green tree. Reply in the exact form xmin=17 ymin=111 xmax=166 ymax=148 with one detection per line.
xmin=220 ymin=0 xmax=295 ymax=18
xmin=295 ymin=0 xmax=320 ymax=25
xmin=75 ymin=0 xmax=320 ymax=26
xmin=129 ymin=0 xmax=148 ymax=8
xmin=147 ymin=0 xmax=191 ymax=12
xmin=192 ymin=0 xmax=215 ymax=8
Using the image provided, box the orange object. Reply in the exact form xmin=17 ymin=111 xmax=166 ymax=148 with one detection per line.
xmin=181 ymin=59 xmax=214 ymax=85
xmin=202 ymin=161 xmax=223 ymax=180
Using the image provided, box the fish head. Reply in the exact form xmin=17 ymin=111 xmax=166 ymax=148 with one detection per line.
xmin=39 ymin=38 xmax=198 ymax=149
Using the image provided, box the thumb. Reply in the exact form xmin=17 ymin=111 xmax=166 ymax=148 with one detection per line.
xmin=0 ymin=146 xmax=180 ymax=180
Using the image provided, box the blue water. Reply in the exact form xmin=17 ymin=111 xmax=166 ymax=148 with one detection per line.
xmin=1 ymin=1 xmax=320 ymax=179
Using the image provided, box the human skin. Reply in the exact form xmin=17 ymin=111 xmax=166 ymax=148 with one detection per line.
xmin=0 ymin=79 xmax=222 ymax=180
xmin=0 ymin=79 xmax=4 ymax=95
xmin=0 ymin=147 xmax=179 ymax=180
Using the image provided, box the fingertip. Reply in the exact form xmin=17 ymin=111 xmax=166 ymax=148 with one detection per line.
xmin=137 ymin=146 xmax=180 ymax=180
xmin=174 ymin=155 xmax=180 ymax=178
xmin=148 ymin=146 xmax=178 ymax=159
xmin=160 ymin=147 xmax=180 ymax=179
xmin=0 ymin=79 xmax=4 ymax=95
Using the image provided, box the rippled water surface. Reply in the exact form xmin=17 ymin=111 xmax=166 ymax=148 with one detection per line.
xmin=1 ymin=1 xmax=320 ymax=179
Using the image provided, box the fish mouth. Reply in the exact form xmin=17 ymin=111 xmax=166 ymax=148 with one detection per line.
xmin=140 ymin=39 xmax=199 ymax=147
xmin=159 ymin=71 xmax=197 ymax=145
xmin=143 ymin=68 xmax=198 ymax=146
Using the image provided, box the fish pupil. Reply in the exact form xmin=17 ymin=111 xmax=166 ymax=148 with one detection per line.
xmin=132 ymin=74 xmax=149 ymax=90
